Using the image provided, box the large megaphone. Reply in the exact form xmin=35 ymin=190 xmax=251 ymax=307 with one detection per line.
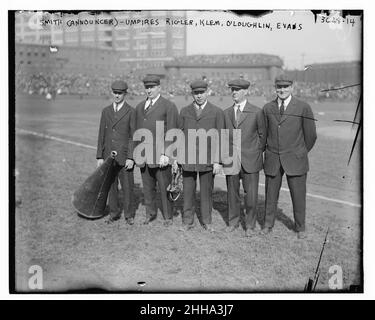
xmin=72 ymin=151 xmax=118 ymax=219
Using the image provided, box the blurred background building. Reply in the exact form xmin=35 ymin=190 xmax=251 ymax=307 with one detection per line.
xmin=15 ymin=11 xmax=187 ymax=73
xmin=165 ymin=54 xmax=283 ymax=81
xmin=285 ymin=61 xmax=361 ymax=85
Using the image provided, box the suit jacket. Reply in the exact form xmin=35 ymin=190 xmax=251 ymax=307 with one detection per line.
xmin=179 ymin=101 xmax=225 ymax=172
xmin=96 ymin=101 xmax=135 ymax=166
xmin=222 ymin=101 xmax=266 ymax=175
xmin=134 ymin=96 xmax=179 ymax=168
xmin=262 ymin=96 xmax=317 ymax=176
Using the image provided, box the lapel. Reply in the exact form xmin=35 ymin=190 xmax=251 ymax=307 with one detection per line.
xmin=270 ymin=99 xmax=281 ymax=122
xmin=229 ymin=105 xmax=236 ymax=128
xmin=112 ymin=102 xmax=131 ymax=128
xmin=197 ymin=101 xmax=211 ymax=121
xmin=237 ymin=101 xmax=252 ymax=127
xmin=144 ymin=96 xmax=162 ymax=117
xmin=139 ymin=99 xmax=147 ymax=116
xmin=187 ymin=103 xmax=198 ymax=119
xmin=106 ymin=104 xmax=116 ymax=123
xmin=279 ymin=96 xmax=296 ymax=124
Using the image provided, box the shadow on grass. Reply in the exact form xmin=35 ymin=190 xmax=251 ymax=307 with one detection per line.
xmin=115 ymin=182 xmax=144 ymax=217
xmin=116 ymin=181 xmax=295 ymax=231
xmin=212 ymin=189 xmax=295 ymax=231
xmin=126 ymin=182 xmax=184 ymax=221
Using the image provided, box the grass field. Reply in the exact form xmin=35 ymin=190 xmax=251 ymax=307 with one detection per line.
xmin=14 ymin=93 xmax=362 ymax=292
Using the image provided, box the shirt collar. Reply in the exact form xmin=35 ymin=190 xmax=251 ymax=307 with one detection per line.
xmin=194 ymin=99 xmax=208 ymax=110
xmin=234 ymin=99 xmax=247 ymax=112
xmin=151 ymin=94 xmax=161 ymax=104
xmin=278 ymin=95 xmax=292 ymax=108
xmin=113 ymin=100 xmax=125 ymax=112
xmin=145 ymin=94 xmax=161 ymax=108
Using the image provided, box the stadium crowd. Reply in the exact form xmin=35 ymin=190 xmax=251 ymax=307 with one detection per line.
xmin=172 ymin=54 xmax=283 ymax=66
xmin=16 ymin=70 xmax=360 ymax=101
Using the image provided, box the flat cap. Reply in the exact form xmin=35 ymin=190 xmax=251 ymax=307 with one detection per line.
xmin=228 ymin=79 xmax=250 ymax=89
xmin=143 ymin=75 xmax=160 ymax=86
xmin=190 ymin=80 xmax=208 ymax=92
xmin=111 ymin=80 xmax=128 ymax=92
xmin=275 ymin=74 xmax=293 ymax=85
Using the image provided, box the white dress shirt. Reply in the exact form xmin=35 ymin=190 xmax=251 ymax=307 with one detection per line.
xmin=277 ymin=95 xmax=292 ymax=111
xmin=194 ymin=99 xmax=208 ymax=110
xmin=113 ymin=100 xmax=125 ymax=112
xmin=145 ymin=94 xmax=161 ymax=110
xmin=234 ymin=99 xmax=247 ymax=121
xmin=234 ymin=99 xmax=247 ymax=112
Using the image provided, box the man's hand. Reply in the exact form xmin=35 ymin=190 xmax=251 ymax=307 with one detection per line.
xmin=159 ymin=155 xmax=169 ymax=168
xmin=213 ymin=163 xmax=222 ymax=175
xmin=125 ymin=159 xmax=134 ymax=170
xmin=97 ymin=159 xmax=104 ymax=168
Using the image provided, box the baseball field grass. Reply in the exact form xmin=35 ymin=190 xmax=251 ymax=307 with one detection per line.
xmin=13 ymin=93 xmax=362 ymax=292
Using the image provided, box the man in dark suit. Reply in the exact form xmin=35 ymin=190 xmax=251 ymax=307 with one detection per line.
xmin=222 ymin=79 xmax=266 ymax=237
xmin=178 ymin=80 xmax=225 ymax=232
xmin=96 ymin=80 xmax=136 ymax=225
xmin=262 ymin=75 xmax=317 ymax=239
xmin=134 ymin=75 xmax=179 ymax=226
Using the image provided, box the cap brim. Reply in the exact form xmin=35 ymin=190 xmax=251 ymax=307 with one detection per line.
xmin=275 ymin=81 xmax=293 ymax=85
xmin=229 ymin=86 xmax=245 ymax=89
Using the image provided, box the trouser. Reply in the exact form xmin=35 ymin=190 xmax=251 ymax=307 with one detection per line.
xmin=226 ymin=168 xmax=259 ymax=229
xmin=182 ymin=170 xmax=213 ymax=226
xmin=140 ymin=164 xmax=173 ymax=220
xmin=264 ymin=166 xmax=307 ymax=232
xmin=108 ymin=164 xmax=135 ymax=219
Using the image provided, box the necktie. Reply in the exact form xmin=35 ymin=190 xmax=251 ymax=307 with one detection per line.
xmin=196 ymin=105 xmax=202 ymax=117
xmin=280 ymin=100 xmax=285 ymax=116
xmin=114 ymin=103 xmax=118 ymax=112
xmin=145 ymin=99 xmax=153 ymax=113
xmin=235 ymin=105 xmax=241 ymax=126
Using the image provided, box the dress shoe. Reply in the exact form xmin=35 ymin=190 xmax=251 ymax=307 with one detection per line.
xmin=203 ymin=224 xmax=215 ymax=232
xmin=163 ymin=219 xmax=173 ymax=227
xmin=245 ymin=228 xmax=257 ymax=238
xmin=226 ymin=225 xmax=238 ymax=233
xmin=261 ymin=227 xmax=272 ymax=235
xmin=178 ymin=224 xmax=193 ymax=232
xmin=125 ymin=217 xmax=134 ymax=225
xmin=297 ymin=231 xmax=307 ymax=239
xmin=143 ymin=216 xmax=156 ymax=225
xmin=105 ymin=215 xmax=120 ymax=224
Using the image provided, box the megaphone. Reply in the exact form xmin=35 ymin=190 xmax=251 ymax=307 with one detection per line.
xmin=72 ymin=151 xmax=118 ymax=219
